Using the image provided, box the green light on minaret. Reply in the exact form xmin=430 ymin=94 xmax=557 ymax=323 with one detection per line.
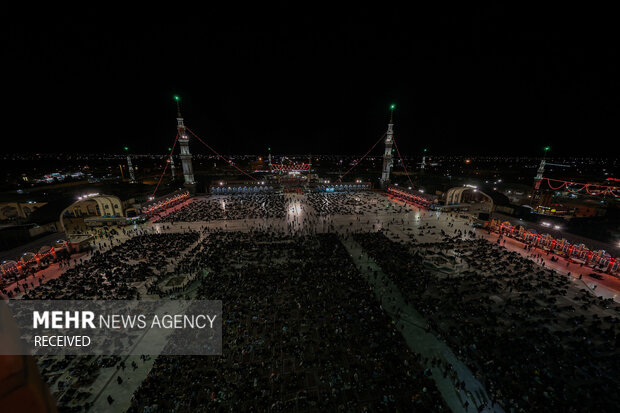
xmin=424 ymin=148 xmax=428 ymax=152
xmin=124 ymin=146 xmax=129 ymax=151
xmin=544 ymin=146 xmax=550 ymax=151
xmin=168 ymin=147 xmax=172 ymax=151
xmin=389 ymin=104 xmax=396 ymax=123
xmin=174 ymin=95 xmax=180 ymax=101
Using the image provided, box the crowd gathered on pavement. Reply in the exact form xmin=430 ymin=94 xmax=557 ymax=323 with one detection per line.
xmin=128 ymin=231 xmax=447 ymax=412
xmin=3 ymin=232 xmax=199 ymax=411
xmin=155 ymin=194 xmax=287 ymax=222
xmin=1 ymin=191 xmax=617 ymax=412
xmin=354 ymin=232 xmax=620 ymax=413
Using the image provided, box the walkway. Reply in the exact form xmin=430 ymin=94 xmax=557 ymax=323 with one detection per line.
xmin=341 ymin=236 xmax=503 ymax=413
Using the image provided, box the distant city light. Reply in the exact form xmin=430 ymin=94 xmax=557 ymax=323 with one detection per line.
xmin=390 ymin=104 xmax=396 ymax=110
xmin=174 ymin=95 xmax=180 ymax=101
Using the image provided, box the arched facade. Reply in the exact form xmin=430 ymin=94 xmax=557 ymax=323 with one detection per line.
xmin=445 ymin=187 xmax=494 ymax=213
xmin=59 ymin=194 xmax=124 ymax=233
xmin=210 ymin=185 xmax=275 ymax=195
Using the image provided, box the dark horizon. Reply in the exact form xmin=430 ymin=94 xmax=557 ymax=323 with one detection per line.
xmin=5 ymin=5 xmax=618 ymax=157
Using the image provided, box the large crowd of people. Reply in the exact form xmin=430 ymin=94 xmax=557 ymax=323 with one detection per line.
xmin=3 ymin=189 xmax=618 ymax=412
xmin=354 ymin=232 xmax=620 ymax=412
xmin=128 ymin=232 xmax=447 ymax=412
xmin=305 ymin=192 xmax=365 ymax=215
xmin=15 ymin=233 xmax=199 ymax=301
xmin=306 ymin=192 xmax=414 ymax=216
xmin=156 ymin=195 xmax=287 ymax=222
xmin=6 ymin=232 xmax=200 ymax=411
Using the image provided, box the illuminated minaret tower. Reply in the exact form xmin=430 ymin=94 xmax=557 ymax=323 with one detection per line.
xmin=534 ymin=146 xmax=550 ymax=190
xmin=534 ymin=159 xmax=546 ymax=190
xmin=174 ymin=96 xmax=196 ymax=192
xmin=380 ymin=104 xmax=396 ymax=189
xmin=127 ymin=156 xmax=136 ymax=183
xmin=170 ymin=154 xmax=176 ymax=180
xmin=124 ymin=146 xmax=136 ymax=183
xmin=531 ymin=146 xmax=551 ymax=206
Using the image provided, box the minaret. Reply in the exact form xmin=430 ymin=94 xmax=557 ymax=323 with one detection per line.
xmin=124 ymin=146 xmax=136 ymax=183
xmin=532 ymin=146 xmax=550 ymax=207
xmin=127 ymin=156 xmax=136 ymax=183
xmin=174 ymin=96 xmax=196 ymax=192
xmin=534 ymin=159 xmax=545 ymax=190
xmin=170 ymin=154 xmax=176 ymax=180
xmin=380 ymin=104 xmax=395 ymax=189
xmin=268 ymin=146 xmax=272 ymax=172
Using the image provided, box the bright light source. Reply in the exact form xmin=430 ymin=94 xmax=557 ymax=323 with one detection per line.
xmin=174 ymin=95 xmax=180 ymax=101
xmin=390 ymin=104 xmax=396 ymax=110
xmin=554 ymin=225 xmax=561 ymax=230
xmin=124 ymin=146 xmax=129 ymax=151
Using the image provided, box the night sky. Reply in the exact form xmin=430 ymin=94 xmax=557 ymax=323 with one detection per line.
xmin=5 ymin=5 xmax=618 ymax=156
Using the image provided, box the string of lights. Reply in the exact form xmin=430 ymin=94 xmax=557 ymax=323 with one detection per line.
xmin=544 ymin=178 xmax=620 ymax=196
xmin=186 ymin=128 xmax=258 ymax=181
xmin=392 ymin=136 xmax=414 ymax=189
xmin=338 ymin=132 xmax=386 ymax=182
xmin=151 ymin=134 xmax=179 ymax=198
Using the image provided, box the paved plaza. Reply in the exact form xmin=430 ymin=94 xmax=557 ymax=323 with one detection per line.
xmin=2 ymin=192 xmax=618 ymax=412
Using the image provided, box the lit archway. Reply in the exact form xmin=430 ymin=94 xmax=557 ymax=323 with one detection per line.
xmin=59 ymin=194 xmax=124 ymax=233
xmin=445 ymin=187 xmax=494 ymax=213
